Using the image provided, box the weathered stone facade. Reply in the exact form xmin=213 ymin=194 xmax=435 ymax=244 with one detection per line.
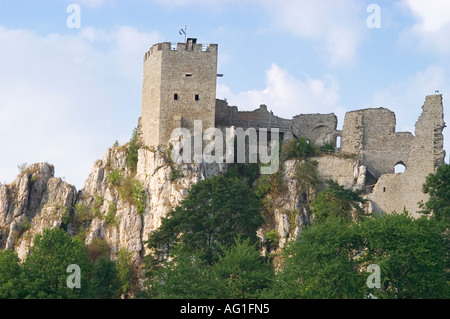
xmin=215 ymin=99 xmax=341 ymax=146
xmin=365 ymin=95 xmax=446 ymax=216
xmin=341 ymin=107 xmax=414 ymax=180
xmin=214 ymin=94 xmax=445 ymax=216
xmin=141 ymin=39 xmax=218 ymax=147
xmin=140 ymin=39 xmax=445 ymax=218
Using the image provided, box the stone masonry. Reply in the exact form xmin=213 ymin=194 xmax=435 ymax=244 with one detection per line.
xmin=365 ymin=94 xmax=446 ymax=216
xmin=139 ymin=39 xmax=446 ymax=217
xmin=215 ymin=99 xmax=341 ymax=146
xmin=141 ymin=39 xmax=218 ymax=147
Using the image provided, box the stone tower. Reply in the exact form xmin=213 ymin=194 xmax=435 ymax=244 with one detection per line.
xmin=141 ymin=39 xmax=218 ymax=147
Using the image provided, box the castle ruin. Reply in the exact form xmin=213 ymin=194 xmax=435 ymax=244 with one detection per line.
xmin=140 ymin=39 xmax=446 ymax=217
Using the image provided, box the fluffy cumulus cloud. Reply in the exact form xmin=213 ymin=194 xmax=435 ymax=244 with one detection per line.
xmin=399 ymin=0 xmax=450 ymax=53
xmin=258 ymin=0 xmax=365 ymax=66
xmin=0 ymin=25 xmax=160 ymax=188
xmin=402 ymin=0 xmax=450 ymax=32
xmin=217 ymin=63 xmax=345 ymax=121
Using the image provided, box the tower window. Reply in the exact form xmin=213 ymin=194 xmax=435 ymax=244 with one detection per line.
xmin=195 ymin=94 xmax=199 ymax=101
xmin=174 ymin=93 xmax=178 ymax=100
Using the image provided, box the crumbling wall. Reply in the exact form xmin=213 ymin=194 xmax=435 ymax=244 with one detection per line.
xmin=313 ymin=156 xmax=366 ymax=190
xmin=366 ymin=95 xmax=446 ymax=216
xmin=215 ymin=99 xmax=340 ymax=146
xmin=341 ymin=108 xmax=414 ymax=180
xmin=215 ymin=99 xmax=291 ymax=130
xmin=292 ymin=113 xmax=340 ymax=146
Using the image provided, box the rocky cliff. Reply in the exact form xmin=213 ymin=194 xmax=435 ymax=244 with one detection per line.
xmin=0 ymin=142 xmax=365 ymax=270
xmin=0 ymin=163 xmax=76 ymax=260
xmin=0 ymin=143 xmax=207 ymax=265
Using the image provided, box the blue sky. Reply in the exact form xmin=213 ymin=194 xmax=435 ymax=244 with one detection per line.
xmin=0 ymin=0 xmax=449 ymax=189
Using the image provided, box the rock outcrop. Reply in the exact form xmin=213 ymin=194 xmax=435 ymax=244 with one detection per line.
xmin=0 ymin=143 xmax=367 ymax=267
xmin=0 ymin=143 xmax=211 ymax=266
xmin=0 ymin=163 xmax=76 ymax=259
xmin=262 ymin=155 xmax=365 ymax=253
xmin=72 ymin=144 xmax=207 ymax=265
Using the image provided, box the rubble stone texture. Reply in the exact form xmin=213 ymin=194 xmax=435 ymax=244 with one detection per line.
xmin=364 ymin=95 xmax=446 ymax=217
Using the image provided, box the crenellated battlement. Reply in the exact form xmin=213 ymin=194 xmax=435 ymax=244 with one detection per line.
xmin=144 ymin=40 xmax=218 ymax=61
xmin=141 ymin=38 xmax=218 ymax=147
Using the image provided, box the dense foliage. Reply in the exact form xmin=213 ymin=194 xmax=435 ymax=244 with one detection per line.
xmin=1 ymin=156 xmax=449 ymax=299
xmin=0 ymin=228 xmax=138 ymax=299
xmin=126 ymin=127 xmax=140 ymax=172
xmin=310 ymin=179 xmax=366 ymax=223
xmin=269 ymin=212 xmax=448 ymax=299
xmin=421 ymin=163 xmax=450 ymax=226
xmin=147 ymin=239 xmax=273 ymax=299
xmin=145 ymin=173 xmax=263 ymax=264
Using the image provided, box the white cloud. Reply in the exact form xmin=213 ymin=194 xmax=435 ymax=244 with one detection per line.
xmin=399 ymin=0 xmax=450 ymax=54
xmin=0 ymin=25 xmax=160 ymax=189
xmin=259 ymin=0 xmax=365 ymax=66
xmin=217 ymin=63 xmax=344 ymax=121
xmin=401 ymin=0 xmax=450 ymax=32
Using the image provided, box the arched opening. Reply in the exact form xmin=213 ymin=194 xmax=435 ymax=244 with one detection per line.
xmin=335 ymin=136 xmax=341 ymax=149
xmin=311 ymin=125 xmax=332 ymax=145
xmin=394 ymin=162 xmax=406 ymax=174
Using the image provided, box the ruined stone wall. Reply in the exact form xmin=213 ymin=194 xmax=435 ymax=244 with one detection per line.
xmin=292 ymin=113 xmax=339 ymax=146
xmin=341 ymin=108 xmax=414 ymax=179
xmin=366 ymin=95 xmax=446 ymax=216
xmin=215 ymin=99 xmax=291 ymax=130
xmin=141 ymin=41 xmax=218 ymax=147
xmin=141 ymin=39 xmax=446 ymax=218
xmin=312 ymin=156 xmax=366 ymax=190
xmin=215 ymin=99 xmax=340 ymax=146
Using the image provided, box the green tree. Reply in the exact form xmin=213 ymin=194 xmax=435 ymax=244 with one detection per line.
xmin=360 ymin=212 xmax=449 ymax=299
xmin=311 ymin=180 xmax=365 ymax=224
xmin=269 ymin=217 xmax=365 ymax=299
xmin=0 ymin=250 xmax=24 ymax=298
xmin=149 ymin=245 xmax=220 ymax=299
xmin=226 ymin=163 xmax=260 ymax=187
xmin=269 ymin=212 xmax=449 ymax=299
xmin=116 ymin=248 xmax=139 ymax=298
xmin=146 ymin=174 xmax=263 ymax=264
xmin=282 ymin=137 xmax=319 ymax=160
xmin=91 ymin=257 xmax=121 ymax=299
xmin=421 ymin=163 xmax=450 ymax=225
xmin=148 ymin=239 xmax=273 ymax=299
xmin=22 ymin=228 xmax=93 ymax=298
xmin=295 ymin=160 xmax=320 ymax=194
xmin=88 ymin=237 xmax=110 ymax=263
xmin=213 ymin=238 xmax=273 ymax=298
xmin=126 ymin=127 xmax=140 ymax=172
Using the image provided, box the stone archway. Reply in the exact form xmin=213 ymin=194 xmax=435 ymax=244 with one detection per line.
xmin=311 ymin=125 xmax=333 ymax=145
xmin=394 ymin=162 xmax=406 ymax=173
